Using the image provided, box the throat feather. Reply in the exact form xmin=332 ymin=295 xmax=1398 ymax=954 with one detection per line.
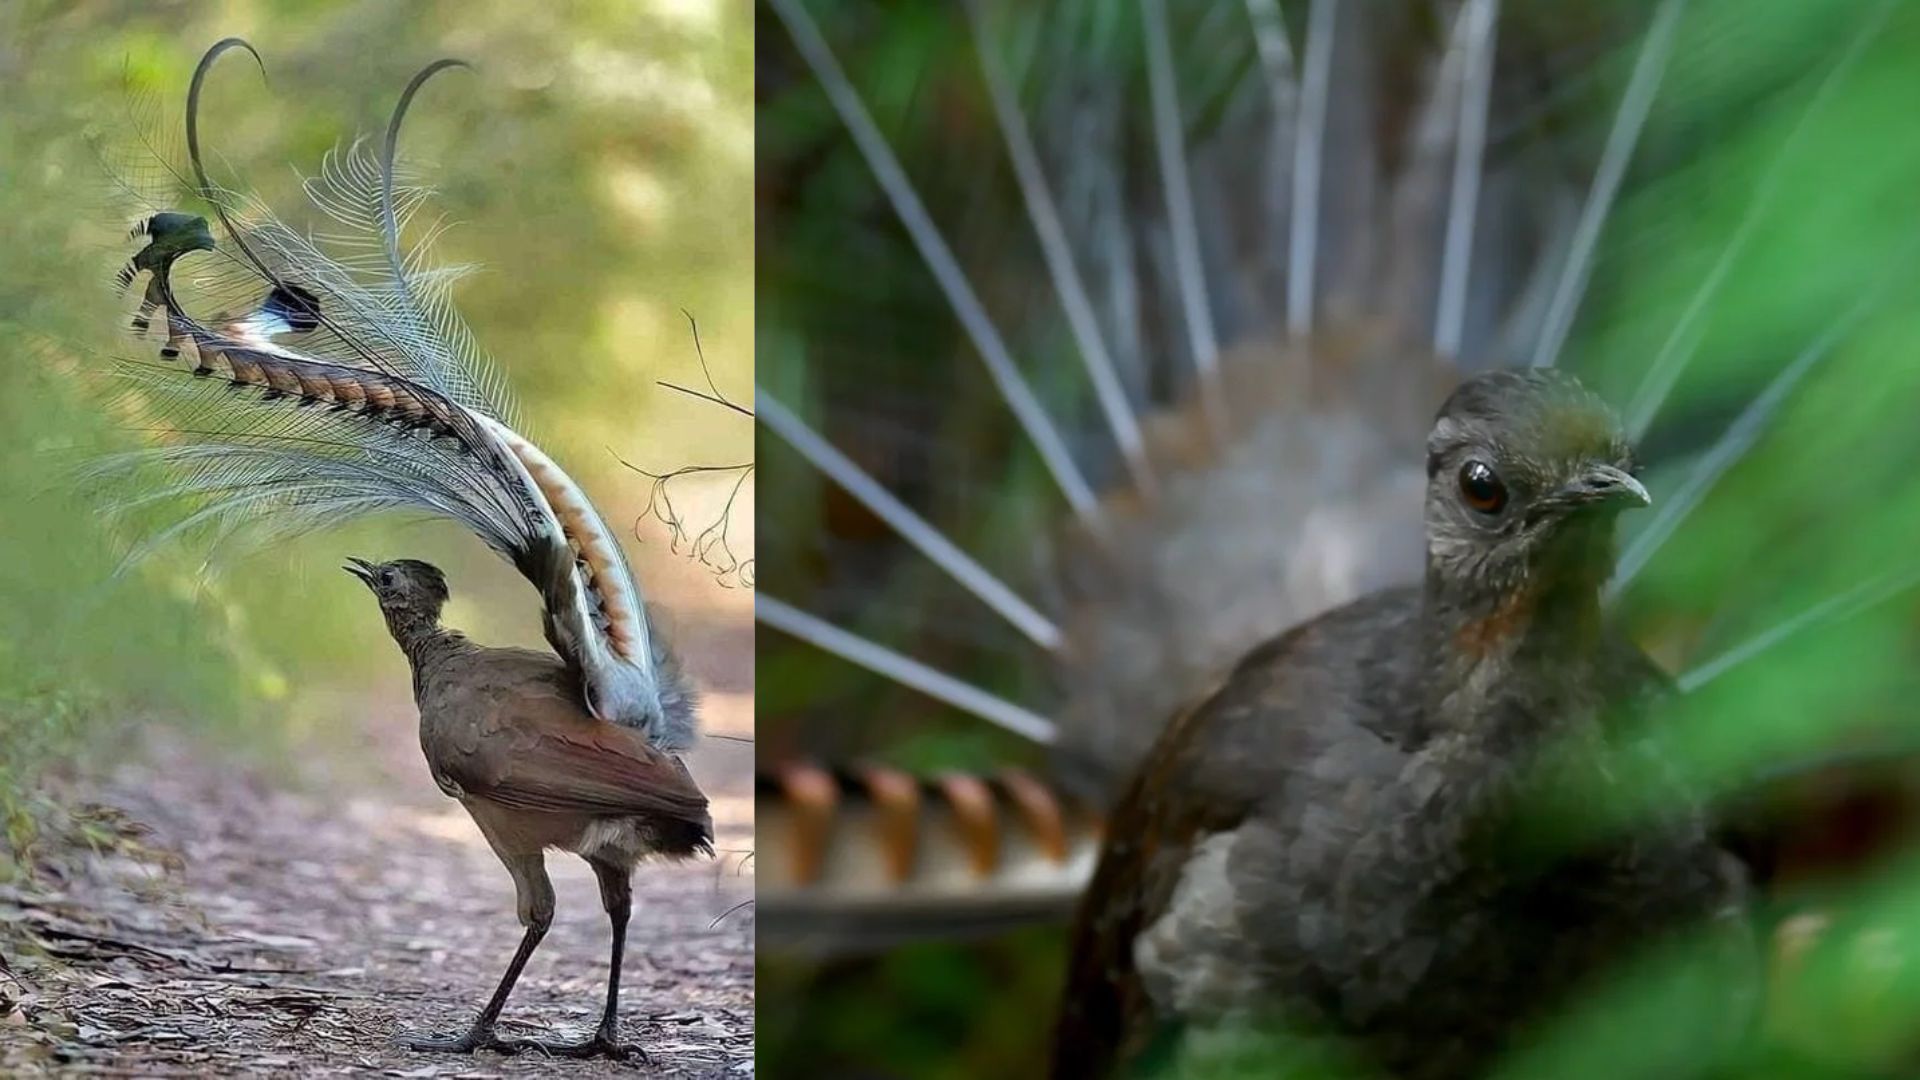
xmin=1454 ymin=581 xmax=1541 ymax=659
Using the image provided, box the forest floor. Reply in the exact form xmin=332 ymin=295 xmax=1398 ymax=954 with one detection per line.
xmin=0 ymin=679 xmax=755 ymax=1078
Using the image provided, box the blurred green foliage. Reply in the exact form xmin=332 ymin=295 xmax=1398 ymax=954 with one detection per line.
xmin=760 ymin=0 xmax=1920 ymax=1075
xmin=0 ymin=1 xmax=750 ymax=868
xmin=759 ymin=928 xmax=1069 ymax=1079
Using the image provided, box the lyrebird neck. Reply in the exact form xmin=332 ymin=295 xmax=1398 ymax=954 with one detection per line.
xmin=384 ymin=612 xmax=472 ymax=700
xmin=1420 ymin=566 xmax=1607 ymax=745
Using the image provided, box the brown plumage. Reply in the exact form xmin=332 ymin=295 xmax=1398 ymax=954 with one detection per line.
xmin=347 ymin=557 xmax=711 ymax=1061
xmin=1053 ymin=372 xmax=1753 ymax=1080
xmin=89 ymin=41 xmax=716 ymax=1062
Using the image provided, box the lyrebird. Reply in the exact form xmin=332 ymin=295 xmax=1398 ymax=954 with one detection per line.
xmin=103 ymin=39 xmax=710 ymax=1060
xmin=757 ymin=0 xmax=1920 ymax=1075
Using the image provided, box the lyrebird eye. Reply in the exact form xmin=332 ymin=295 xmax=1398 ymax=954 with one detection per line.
xmin=1458 ymin=461 xmax=1508 ymax=515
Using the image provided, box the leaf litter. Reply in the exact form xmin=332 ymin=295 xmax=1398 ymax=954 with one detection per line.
xmin=0 ymin=724 xmax=753 ymax=1078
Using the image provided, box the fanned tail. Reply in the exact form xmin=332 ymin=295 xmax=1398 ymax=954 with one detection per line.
xmin=91 ymin=39 xmax=694 ymax=748
xmin=759 ymin=0 xmax=1920 ymax=951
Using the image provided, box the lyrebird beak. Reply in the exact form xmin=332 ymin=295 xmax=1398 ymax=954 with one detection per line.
xmin=1557 ymin=464 xmax=1651 ymax=512
xmin=343 ymin=556 xmax=378 ymax=585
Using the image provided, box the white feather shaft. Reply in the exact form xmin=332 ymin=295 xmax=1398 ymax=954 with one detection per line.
xmin=766 ymin=0 xmax=1102 ymax=528
xmin=1288 ymin=0 xmax=1336 ymax=338
xmin=757 ymin=594 xmax=1058 ymax=745
xmin=1140 ymin=0 xmax=1226 ymax=432
xmin=1434 ymin=0 xmax=1499 ymax=360
xmin=1531 ymin=0 xmax=1686 ymax=369
xmin=758 ymin=387 xmax=1063 ymax=651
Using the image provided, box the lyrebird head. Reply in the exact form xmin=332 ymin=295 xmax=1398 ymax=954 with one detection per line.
xmin=344 ymin=557 xmax=450 ymax=632
xmin=1422 ymin=370 xmax=1649 ymax=597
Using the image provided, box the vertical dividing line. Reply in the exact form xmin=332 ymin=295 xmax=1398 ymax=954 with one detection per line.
xmin=1140 ymin=0 xmax=1226 ymax=433
xmin=965 ymin=0 xmax=1155 ymax=497
xmin=1288 ymin=0 xmax=1336 ymax=338
xmin=768 ymin=0 xmax=1102 ymax=527
xmin=757 ymin=388 xmax=1064 ymax=651
xmin=1434 ymin=0 xmax=1499 ymax=360
xmin=1530 ymin=0 xmax=1686 ymax=369
xmin=757 ymin=594 xmax=1060 ymax=745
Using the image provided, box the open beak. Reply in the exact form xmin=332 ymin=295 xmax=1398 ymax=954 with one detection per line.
xmin=1555 ymin=464 xmax=1651 ymax=512
xmin=343 ymin=556 xmax=377 ymax=585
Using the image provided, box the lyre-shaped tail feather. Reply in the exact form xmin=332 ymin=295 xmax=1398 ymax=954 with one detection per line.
xmin=759 ymin=762 xmax=1102 ymax=952
xmin=481 ymin=414 xmax=695 ymax=749
xmin=92 ymin=40 xmax=694 ymax=749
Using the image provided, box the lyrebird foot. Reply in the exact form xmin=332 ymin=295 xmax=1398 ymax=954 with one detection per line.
xmin=396 ymin=1026 xmax=522 ymax=1055
xmin=503 ymin=1030 xmax=651 ymax=1062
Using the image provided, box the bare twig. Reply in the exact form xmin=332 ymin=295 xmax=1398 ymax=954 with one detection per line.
xmin=619 ymin=311 xmax=755 ymax=586
xmin=615 ymin=452 xmax=756 ymax=588
xmin=658 ymin=380 xmax=753 ymax=417
xmin=659 ymin=310 xmax=752 ymax=418
xmin=709 ymin=898 xmax=754 ymax=929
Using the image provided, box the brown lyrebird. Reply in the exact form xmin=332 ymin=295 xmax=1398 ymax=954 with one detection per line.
xmin=1051 ymin=372 xmax=1750 ymax=1079
xmin=95 ymin=38 xmax=722 ymax=1064
xmin=346 ymin=557 xmax=712 ymax=1061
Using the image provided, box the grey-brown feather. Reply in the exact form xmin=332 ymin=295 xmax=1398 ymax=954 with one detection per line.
xmin=362 ymin=559 xmax=712 ymax=868
xmin=412 ymin=642 xmax=712 ymax=862
xmin=1055 ymin=373 xmax=1753 ymax=1080
xmin=1049 ymin=346 xmax=1444 ymax=789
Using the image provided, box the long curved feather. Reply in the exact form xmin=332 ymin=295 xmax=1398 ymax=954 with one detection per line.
xmin=90 ymin=41 xmax=693 ymax=749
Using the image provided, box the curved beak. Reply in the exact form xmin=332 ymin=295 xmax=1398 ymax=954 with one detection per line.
xmin=343 ymin=556 xmax=377 ymax=585
xmin=1556 ymin=464 xmax=1651 ymax=512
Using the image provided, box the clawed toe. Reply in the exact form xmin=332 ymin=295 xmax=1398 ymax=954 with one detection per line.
xmin=398 ymin=1020 xmax=648 ymax=1061
xmin=397 ymin=1028 xmax=518 ymax=1055
xmin=506 ymin=1032 xmax=650 ymax=1062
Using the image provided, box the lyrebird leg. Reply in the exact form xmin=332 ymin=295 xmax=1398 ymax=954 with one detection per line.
xmin=161 ymin=307 xmax=192 ymax=363
xmin=592 ymin=859 xmax=635 ymax=1051
xmin=129 ymin=275 xmax=165 ymax=335
xmin=401 ymin=853 xmax=553 ymax=1055
xmin=509 ymin=856 xmax=646 ymax=1062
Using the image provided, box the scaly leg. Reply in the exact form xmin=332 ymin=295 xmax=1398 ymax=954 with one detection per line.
xmin=508 ymin=857 xmax=647 ymax=1062
xmin=400 ymin=853 xmax=553 ymax=1055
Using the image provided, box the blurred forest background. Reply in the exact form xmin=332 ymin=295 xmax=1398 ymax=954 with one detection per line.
xmin=0 ymin=0 xmax=753 ymax=852
xmin=758 ymin=0 xmax=1920 ymax=1076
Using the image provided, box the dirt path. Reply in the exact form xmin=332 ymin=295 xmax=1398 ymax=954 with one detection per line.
xmin=0 ymin=699 xmax=754 ymax=1077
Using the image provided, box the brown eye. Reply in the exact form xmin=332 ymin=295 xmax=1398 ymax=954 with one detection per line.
xmin=1458 ymin=461 xmax=1507 ymax=514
